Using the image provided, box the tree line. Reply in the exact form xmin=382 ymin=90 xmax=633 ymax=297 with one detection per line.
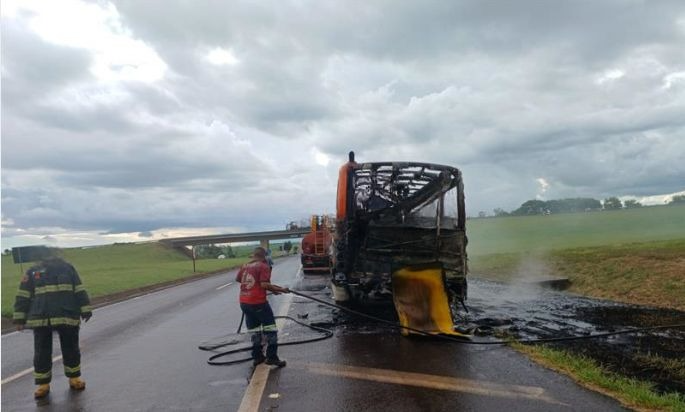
xmin=487 ymin=194 xmax=685 ymax=217
xmin=194 ymin=241 xmax=297 ymax=259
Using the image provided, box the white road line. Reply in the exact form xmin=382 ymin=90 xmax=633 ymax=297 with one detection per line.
xmin=238 ymin=365 xmax=270 ymax=412
xmin=1 ymin=294 xmax=134 ymax=339
xmin=237 ymin=265 xmax=301 ymax=412
xmin=1 ymin=265 xmax=274 ymax=387
xmin=2 ymin=270 xmax=241 ymax=383
xmin=275 ymin=293 xmax=294 ymax=321
xmin=3 ymin=270 xmax=237 ymax=339
xmin=94 ymin=273 xmax=231 ymax=311
xmin=297 ymin=362 xmax=563 ymax=405
xmin=1 ymin=356 xmax=62 ymax=385
xmin=4 ymin=272 xmax=235 ymax=340
xmin=216 ymin=282 xmax=233 ymax=290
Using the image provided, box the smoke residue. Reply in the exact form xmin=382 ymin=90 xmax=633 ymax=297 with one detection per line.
xmin=483 ymin=253 xmax=554 ymax=307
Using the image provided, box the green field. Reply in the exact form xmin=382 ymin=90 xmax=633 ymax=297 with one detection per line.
xmin=1 ymin=243 xmax=252 ymax=317
xmin=3 ymin=205 xmax=684 ymax=318
xmin=466 ymin=204 xmax=685 ymax=256
xmin=467 ymin=205 xmax=685 ymax=309
xmin=471 ymin=239 xmax=685 ymax=310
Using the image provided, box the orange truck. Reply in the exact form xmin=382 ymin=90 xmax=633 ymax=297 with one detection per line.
xmin=300 ymin=215 xmax=333 ymax=274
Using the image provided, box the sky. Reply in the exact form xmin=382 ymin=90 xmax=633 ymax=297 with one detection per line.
xmin=2 ymin=0 xmax=685 ymax=248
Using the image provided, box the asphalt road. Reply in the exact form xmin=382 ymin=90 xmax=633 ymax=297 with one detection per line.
xmin=1 ymin=256 xmax=625 ymax=411
xmin=2 ymin=257 xmax=300 ymax=411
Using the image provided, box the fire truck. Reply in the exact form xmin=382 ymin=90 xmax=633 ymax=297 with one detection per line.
xmin=300 ymin=215 xmax=333 ymax=274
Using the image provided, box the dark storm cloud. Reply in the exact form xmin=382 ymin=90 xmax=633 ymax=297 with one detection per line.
xmin=114 ymin=0 xmax=685 ymax=141
xmin=1 ymin=20 xmax=92 ymax=99
xmin=2 ymin=0 xmax=685 ymax=246
xmin=116 ymin=1 xmax=685 ymax=63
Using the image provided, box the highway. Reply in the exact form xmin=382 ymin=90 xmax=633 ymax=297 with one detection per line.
xmin=1 ymin=256 xmax=625 ymax=411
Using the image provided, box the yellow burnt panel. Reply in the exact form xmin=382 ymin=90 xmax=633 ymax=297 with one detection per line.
xmin=392 ymin=267 xmax=467 ymax=337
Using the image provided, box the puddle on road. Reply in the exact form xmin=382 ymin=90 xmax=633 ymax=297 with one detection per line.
xmin=198 ymin=275 xmax=683 ymax=393
xmin=289 ymin=276 xmax=685 ymax=394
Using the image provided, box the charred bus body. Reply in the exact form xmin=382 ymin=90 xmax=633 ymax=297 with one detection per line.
xmin=332 ymin=152 xmax=468 ymax=334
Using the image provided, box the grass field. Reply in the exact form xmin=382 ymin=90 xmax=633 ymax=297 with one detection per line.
xmin=466 ymin=204 xmax=685 ymax=256
xmin=469 ymin=239 xmax=685 ymax=310
xmin=1 ymin=243 xmax=252 ymax=317
xmin=513 ymin=343 xmax=685 ymax=412
xmin=466 ymin=205 xmax=685 ymax=309
xmin=3 ymin=205 xmax=683 ymax=317
xmin=467 ymin=205 xmax=685 ymax=406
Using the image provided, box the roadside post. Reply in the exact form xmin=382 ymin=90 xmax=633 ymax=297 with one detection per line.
xmin=192 ymin=246 xmax=197 ymax=273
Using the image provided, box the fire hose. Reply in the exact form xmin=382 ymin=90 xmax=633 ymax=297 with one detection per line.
xmin=199 ymin=289 xmax=685 ymax=365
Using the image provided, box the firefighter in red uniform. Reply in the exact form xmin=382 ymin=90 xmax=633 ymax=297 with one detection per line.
xmin=236 ymin=247 xmax=290 ymax=367
xmin=13 ymin=257 xmax=92 ymax=398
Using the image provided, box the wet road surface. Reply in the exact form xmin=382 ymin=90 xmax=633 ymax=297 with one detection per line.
xmin=2 ymin=257 xmax=628 ymax=411
xmin=242 ymin=270 xmax=627 ymax=411
xmin=1 ymin=258 xmax=300 ymax=411
xmin=463 ymin=278 xmax=685 ymax=394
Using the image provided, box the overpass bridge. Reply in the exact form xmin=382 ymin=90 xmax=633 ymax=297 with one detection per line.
xmin=159 ymin=228 xmax=311 ymax=251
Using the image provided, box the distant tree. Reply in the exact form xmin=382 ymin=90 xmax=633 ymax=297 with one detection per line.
xmin=603 ymin=197 xmax=623 ymax=210
xmin=283 ymin=241 xmax=293 ymax=253
xmin=493 ymin=208 xmax=509 ymax=217
xmin=197 ymin=244 xmax=223 ymax=258
xmin=3 ymin=248 xmax=10 ymax=256
xmin=580 ymin=198 xmax=603 ymax=211
xmin=668 ymin=195 xmax=685 ymax=205
xmin=511 ymin=200 xmax=547 ymax=215
xmin=624 ymin=199 xmax=642 ymax=208
xmin=546 ymin=198 xmax=602 ymax=213
xmin=222 ymin=245 xmax=236 ymax=258
xmin=511 ymin=198 xmax=603 ymax=215
xmin=478 ymin=211 xmax=487 ymax=218
xmin=292 ymin=245 xmax=298 ymax=254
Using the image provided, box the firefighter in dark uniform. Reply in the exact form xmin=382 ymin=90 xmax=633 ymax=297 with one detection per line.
xmin=13 ymin=257 xmax=92 ymax=399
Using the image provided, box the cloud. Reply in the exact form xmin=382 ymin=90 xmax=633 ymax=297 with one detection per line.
xmin=2 ymin=0 xmax=685 ymax=247
xmin=206 ymin=48 xmax=240 ymax=66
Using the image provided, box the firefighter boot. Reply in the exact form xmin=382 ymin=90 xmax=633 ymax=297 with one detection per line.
xmin=69 ymin=377 xmax=86 ymax=391
xmin=265 ymin=357 xmax=286 ymax=368
xmin=34 ymin=384 xmax=50 ymax=399
xmin=253 ymin=355 xmax=266 ymax=367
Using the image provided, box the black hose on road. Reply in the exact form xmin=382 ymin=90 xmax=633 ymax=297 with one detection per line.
xmin=199 ymin=315 xmax=333 ymax=365
xmin=288 ymin=290 xmax=685 ymax=346
xmin=199 ymin=290 xmax=685 ymax=365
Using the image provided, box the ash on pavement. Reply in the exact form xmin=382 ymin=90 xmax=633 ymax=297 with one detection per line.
xmin=291 ymin=275 xmax=685 ymax=394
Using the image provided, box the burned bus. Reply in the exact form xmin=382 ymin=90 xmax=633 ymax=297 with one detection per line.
xmin=331 ymin=152 xmax=468 ymax=335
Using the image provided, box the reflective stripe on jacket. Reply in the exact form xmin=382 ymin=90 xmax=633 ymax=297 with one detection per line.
xmin=13 ymin=259 xmax=92 ymax=328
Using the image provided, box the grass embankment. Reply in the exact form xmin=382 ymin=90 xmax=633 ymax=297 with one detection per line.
xmin=468 ymin=205 xmax=685 ymax=408
xmin=467 ymin=205 xmax=685 ymax=310
xmin=1 ymin=243 xmax=249 ymax=317
xmin=513 ymin=344 xmax=685 ymax=412
xmin=470 ymin=240 xmax=685 ymax=310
